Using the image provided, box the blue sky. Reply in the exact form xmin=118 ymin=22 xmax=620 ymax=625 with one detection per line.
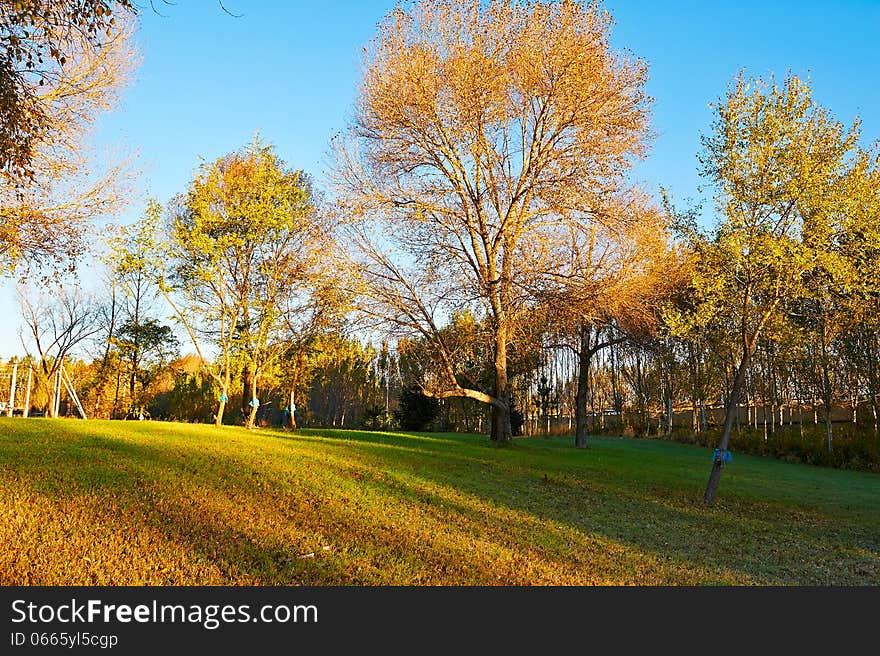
xmin=2 ymin=0 xmax=879 ymax=358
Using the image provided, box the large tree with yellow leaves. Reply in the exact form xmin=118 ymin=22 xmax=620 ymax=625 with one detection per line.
xmin=335 ymin=0 xmax=652 ymax=442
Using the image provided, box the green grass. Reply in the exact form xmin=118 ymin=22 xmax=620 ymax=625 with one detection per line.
xmin=1 ymin=418 xmax=878 ymax=585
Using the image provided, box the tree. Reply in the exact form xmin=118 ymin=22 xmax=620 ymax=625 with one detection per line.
xmin=0 ymin=1 xmax=232 ymax=179
xmin=541 ymin=193 xmax=673 ymax=447
xmin=17 ymin=283 xmax=100 ymax=417
xmin=1 ymin=10 xmax=137 ymax=278
xmin=280 ymin=275 xmax=349 ymax=430
xmin=162 ymin=206 xmax=240 ymax=427
xmin=394 ymin=307 xmax=543 ymax=433
xmin=679 ymin=73 xmax=860 ymax=504
xmin=0 ymin=0 xmax=137 ymax=179
xmin=105 ymin=200 xmax=178 ymax=416
xmin=837 ymin=149 xmax=880 ymax=432
xmin=86 ymin=266 xmax=122 ymax=417
xmin=167 ymin=137 xmax=331 ymax=429
xmin=335 ymin=0 xmax=651 ymax=442
xmin=303 ymin=333 xmax=392 ymax=429
xmin=112 ymin=317 xmax=178 ymax=414
xmin=396 ymin=386 xmax=440 ymax=431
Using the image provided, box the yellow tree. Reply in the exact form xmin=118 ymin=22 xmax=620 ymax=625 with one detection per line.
xmin=677 ymin=73 xmax=860 ymax=505
xmin=106 ymin=200 xmax=179 ymax=416
xmin=838 ymin=149 xmax=880 ymax=431
xmin=541 ymin=192 xmax=674 ymax=447
xmin=794 ymin=145 xmax=869 ymax=454
xmin=0 ymin=1 xmax=230 ymax=180
xmin=0 ymin=1 xmax=137 ymax=178
xmin=280 ymin=271 xmax=350 ymax=430
xmin=0 ymin=13 xmax=137 ymax=278
xmin=335 ymin=0 xmax=651 ymax=442
xmin=167 ymin=138 xmax=334 ymax=429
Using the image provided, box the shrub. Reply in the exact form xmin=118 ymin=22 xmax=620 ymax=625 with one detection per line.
xmin=652 ymin=423 xmax=880 ymax=472
xmin=395 ymin=387 xmax=441 ymax=432
xmin=510 ymin=408 xmax=524 ymax=436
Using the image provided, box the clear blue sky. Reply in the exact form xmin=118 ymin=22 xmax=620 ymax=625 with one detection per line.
xmin=2 ymin=0 xmax=879 ymax=358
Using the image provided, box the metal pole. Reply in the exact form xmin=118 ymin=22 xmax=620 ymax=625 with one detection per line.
xmin=54 ymin=369 xmax=62 ymax=418
xmin=23 ymin=366 xmax=32 ymax=418
xmin=61 ymin=364 xmax=87 ymax=419
xmin=6 ymin=363 xmax=17 ymax=417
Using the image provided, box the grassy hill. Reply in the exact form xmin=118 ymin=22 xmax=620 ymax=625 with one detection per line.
xmin=1 ymin=418 xmax=878 ymax=585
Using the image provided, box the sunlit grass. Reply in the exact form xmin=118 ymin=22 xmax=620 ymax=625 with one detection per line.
xmin=1 ymin=418 xmax=878 ymax=585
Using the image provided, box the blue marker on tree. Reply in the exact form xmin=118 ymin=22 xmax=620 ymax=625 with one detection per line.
xmin=713 ymin=448 xmax=732 ymax=463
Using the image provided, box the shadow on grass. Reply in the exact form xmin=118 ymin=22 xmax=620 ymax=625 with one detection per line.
xmin=1 ymin=420 xmax=878 ymax=584
xmin=283 ymin=427 xmax=880 ymax=584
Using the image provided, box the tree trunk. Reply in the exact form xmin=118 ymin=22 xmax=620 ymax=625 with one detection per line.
xmin=490 ymin=321 xmax=512 ymax=443
xmin=112 ymin=368 xmax=122 ymax=419
xmin=215 ymin=358 xmax=232 ymax=428
xmin=734 ymin=367 xmax=740 ymax=433
xmin=824 ymin=403 xmax=833 ymax=453
xmin=215 ymin=379 xmax=227 ymax=428
xmin=799 ymin=398 xmax=804 ymax=438
xmin=820 ymin=322 xmax=833 ymax=453
xmin=288 ymin=357 xmax=300 ymax=430
xmin=768 ymin=343 xmax=777 ymax=438
xmin=129 ymin=285 xmax=142 ymax=416
xmin=704 ymin=345 xmax=752 ymax=506
xmin=687 ymin=342 xmax=699 ymax=433
xmin=241 ymin=363 xmax=251 ymax=424
xmin=215 ymin=399 xmax=227 ymax=428
xmin=47 ymin=369 xmax=57 ymax=418
xmin=635 ymin=354 xmax=645 ymax=434
xmin=610 ymin=341 xmax=622 ymax=416
xmin=129 ymin=361 xmax=137 ymax=411
xmin=751 ymin=367 xmax=758 ymax=431
xmin=246 ymin=372 xmax=259 ymax=430
xmin=574 ymin=325 xmax=591 ymax=448
xmin=868 ymin=329 xmax=879 ymax=433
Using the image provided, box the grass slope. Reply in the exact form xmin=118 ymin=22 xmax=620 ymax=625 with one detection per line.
xmin=1 ymin=418 xmax=878 ymax=585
